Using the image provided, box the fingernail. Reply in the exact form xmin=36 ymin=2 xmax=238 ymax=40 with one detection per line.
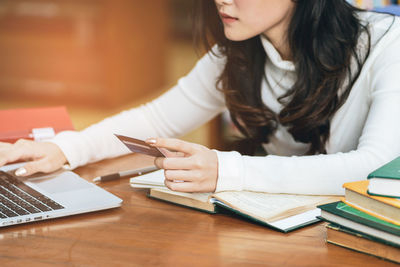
xmin=146 ymin=138 xmax=157 ymax=144
xmin=15 ymin=167 xmax=27 ymax=176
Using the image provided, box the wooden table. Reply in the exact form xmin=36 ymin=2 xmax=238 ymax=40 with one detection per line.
xmin=0 ymin=154 xmax=397 ymax=266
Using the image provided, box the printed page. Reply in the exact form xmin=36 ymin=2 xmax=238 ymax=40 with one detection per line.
xmin=213 ymin=191 xmax=338 ymax=223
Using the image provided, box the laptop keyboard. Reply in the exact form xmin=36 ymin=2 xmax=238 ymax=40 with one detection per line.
xmin=0 ymin=171 xmax=64 ymax=219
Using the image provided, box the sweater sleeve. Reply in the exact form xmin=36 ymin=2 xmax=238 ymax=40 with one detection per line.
xmin=50 ymin=50 xmax=226 ymax=169
xmin=215 ymin=22 xmax=400 ymax=196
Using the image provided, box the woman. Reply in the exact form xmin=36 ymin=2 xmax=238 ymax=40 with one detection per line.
xmin=1 ymin=0 xmax=400 ymax=195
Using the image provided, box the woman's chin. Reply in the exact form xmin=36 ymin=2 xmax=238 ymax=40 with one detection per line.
xmin=224 ymin=30 xmax=254 ymax=42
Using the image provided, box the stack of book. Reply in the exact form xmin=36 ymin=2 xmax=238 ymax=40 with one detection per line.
xmin=318 ymin=157 xmax=400 ymax=263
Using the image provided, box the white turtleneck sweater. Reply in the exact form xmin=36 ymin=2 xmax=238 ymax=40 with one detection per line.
xmin=51 ymin=12 xmax=400 ymax=195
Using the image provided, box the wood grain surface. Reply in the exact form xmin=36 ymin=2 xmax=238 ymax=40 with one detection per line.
xmin=0 ymin=154 xmax=397 ymax=266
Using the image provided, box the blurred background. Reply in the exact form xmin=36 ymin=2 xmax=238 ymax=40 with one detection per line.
xmin=4 ymin=1 xmax=396 ymax=150
xmin=0 ymin=0 xmax=222 ymax=148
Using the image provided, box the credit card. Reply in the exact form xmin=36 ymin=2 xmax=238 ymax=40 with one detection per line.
xmin=115 ymin=134 xmax=167 ymax=157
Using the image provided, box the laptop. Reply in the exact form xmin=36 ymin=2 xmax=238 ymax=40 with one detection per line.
xmin=0 ymin=164 xmax=122 ymax=227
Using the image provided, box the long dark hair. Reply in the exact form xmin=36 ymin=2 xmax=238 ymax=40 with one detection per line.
xmin=194 ymin=0 xmax=371 ymax=155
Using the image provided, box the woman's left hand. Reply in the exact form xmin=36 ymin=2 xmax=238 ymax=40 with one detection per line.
xmin=145 ymin=137 xmax=218 ymax=193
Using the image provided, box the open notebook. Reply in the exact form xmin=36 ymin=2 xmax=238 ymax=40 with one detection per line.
xmin=131 ymin=170 xmax=339 ymax=232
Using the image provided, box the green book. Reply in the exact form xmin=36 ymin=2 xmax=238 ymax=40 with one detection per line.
xmin=326 ymin=223 xmax=400 ymax=248
xmin=325 ymin=223 xmax=400 ymax=263
xmin=367 ymin=156 xmax=400 ymax=198
xmin=318 ymin=201 xmax=400 ymax=245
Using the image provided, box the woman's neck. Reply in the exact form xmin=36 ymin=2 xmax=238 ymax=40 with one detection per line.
xmin=262 ymin=9 xmax=293 ymax=61
xmin=262 ymin=30 xmax=292 ymax=61
xmin=271 ymin=37 xmax=291 ymax=61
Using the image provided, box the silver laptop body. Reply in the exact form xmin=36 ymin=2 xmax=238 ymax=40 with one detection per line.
xmin=0 ymin=164 xmax=122 ymax=227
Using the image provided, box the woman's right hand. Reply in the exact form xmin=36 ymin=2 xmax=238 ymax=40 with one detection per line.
xmin=0 ymin=139 xmax=68 ymax=176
